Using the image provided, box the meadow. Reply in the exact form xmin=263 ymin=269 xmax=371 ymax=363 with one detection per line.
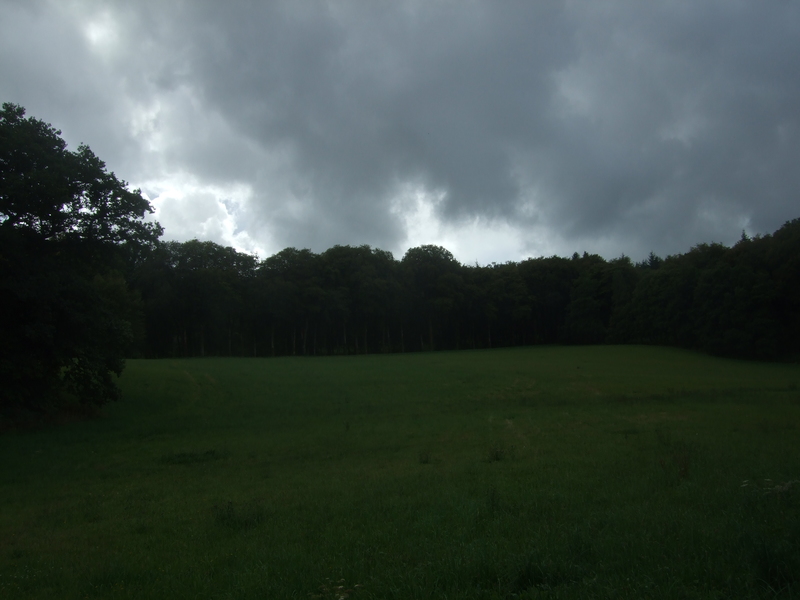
xmin=1 ymin=345 xmax=799 ymax=599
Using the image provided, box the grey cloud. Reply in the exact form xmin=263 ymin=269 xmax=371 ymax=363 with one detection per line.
xmin=158 ymin=1 xmax=576 ymax=248
xmin=522 ymin=1 xmax=800 ymax=256
xmin=2 ymin=0 xmax=799 ymax=260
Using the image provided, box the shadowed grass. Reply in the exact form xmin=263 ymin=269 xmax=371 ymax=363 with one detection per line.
xmin=1 ymin=345 xmax=799 ymax=598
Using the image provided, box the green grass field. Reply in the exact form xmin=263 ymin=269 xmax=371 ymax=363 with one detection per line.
xmin=1 ymin=346 xmax=799 ymax=599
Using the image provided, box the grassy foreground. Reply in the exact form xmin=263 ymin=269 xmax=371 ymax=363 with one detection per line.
xmin=1 ymin=346 xmax=799 ymax=599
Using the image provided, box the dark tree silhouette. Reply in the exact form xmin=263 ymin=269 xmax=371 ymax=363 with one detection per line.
xmin=130 ymin=219 xmax=800 ymax=363
xmin=0 ymin=103 xmax=161 ymax=414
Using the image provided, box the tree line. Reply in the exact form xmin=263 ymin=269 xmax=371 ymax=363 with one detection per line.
xmin=130 ymin=222 xmax=800 ymax=364
xmin=2 ymin=101 xmax=798 ymax=416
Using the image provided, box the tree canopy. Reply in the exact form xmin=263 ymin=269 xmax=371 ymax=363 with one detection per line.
xmin=0 ymin=103 xmax=162 ymax=415
xmin=128 ymin=220 xmax=800 ymax=363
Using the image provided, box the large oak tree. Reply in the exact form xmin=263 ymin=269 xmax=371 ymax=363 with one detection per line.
xmin=0 ymin=103 xmax=162 ymax=414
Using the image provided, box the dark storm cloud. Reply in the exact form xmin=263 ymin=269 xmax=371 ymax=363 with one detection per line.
xmin=162 ymin=1 xmax=575 ymax=250
xmin=530 ymin=2 xmax=800 ymax=255
xmin=1 ymin=0 xmax=799 ymax=260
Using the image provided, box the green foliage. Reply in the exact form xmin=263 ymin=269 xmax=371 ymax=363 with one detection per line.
xmin=0 ymin=103 xmax=161 ymax=414
xmin=0 ymin=103 xmax=161 ymax=246
xmin=130 ymin=218 xmax=800 ymax=362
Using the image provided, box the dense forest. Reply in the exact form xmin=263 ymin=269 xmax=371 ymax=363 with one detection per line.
xmin=129 ymin=222 xmax=800 ymax=363
xmin=2 ymin=102 xmax=799 ymax=415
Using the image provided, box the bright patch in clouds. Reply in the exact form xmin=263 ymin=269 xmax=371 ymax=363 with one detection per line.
xmin=393 ymin=187 xmax=530 ymax=265
xmin=83 ymin=10 xmax=120 ymax=58
xmin=145 ymin=176 xmax=267 ymax=257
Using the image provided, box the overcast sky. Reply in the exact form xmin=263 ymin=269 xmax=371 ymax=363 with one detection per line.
xmin=2 ymin=1 xmax=799 ymax=264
